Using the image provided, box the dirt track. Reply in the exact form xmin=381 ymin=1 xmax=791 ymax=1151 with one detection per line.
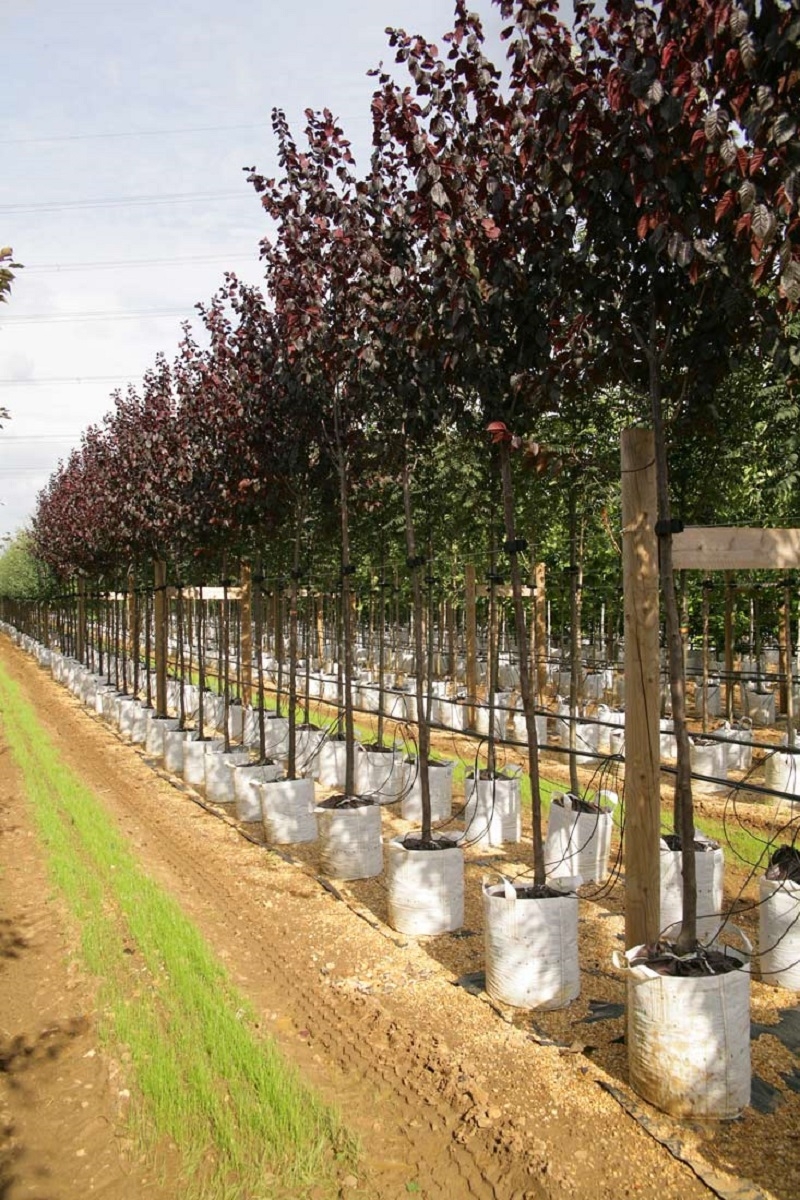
xmin=0 ymin=633 xmax=795 ymax=1200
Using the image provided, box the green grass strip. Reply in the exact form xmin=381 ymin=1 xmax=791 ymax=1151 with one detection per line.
xmin=0 ymin=663 xmax=356 ymax=1200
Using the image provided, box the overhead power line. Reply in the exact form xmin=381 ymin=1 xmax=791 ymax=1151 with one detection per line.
xmin=1 ymin=307 xmax=191 ymax=325
xmin=0 ymin=121 xmax=272 ymax=146
xmin=0 ymin=189 xmax=253 ymax=215
xmin=0 ymin=376 xmax=136 ymax=385
xmin=0 ymin=467 xmax=54 ymax=475
xmin=23 ymin=251 xmax=257 ymax=273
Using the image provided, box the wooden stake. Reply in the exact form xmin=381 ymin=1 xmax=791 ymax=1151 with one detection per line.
xmin=785 ymin=584 xmax=795 ymax=748
xmin=779 ymin=588 xmax=790 ymax=717
xmin=154 ymin=558 xmax=168 ymax=718
xmin=724 ymin=573 xmax=735 ymax=721
xmin=534 ymin=562 xmax=547 ymax=704
xmin=621 ymin=429 xmax=661 ymax=950
xmin=465 ymin=563 xmax=478 ymax=730
xmin=240 ymin=561 xmax=253 ymax=707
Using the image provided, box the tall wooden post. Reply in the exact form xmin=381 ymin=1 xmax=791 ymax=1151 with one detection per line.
xmin=534 ymin=561 xmax=547 ymax=704
xmin=779 ymin=586 xmax=790 ymax=717
xmin=240 ymin=561 xmax=253 ymax=707
xmin=465 ymin=563 xmax=478 ymax=730
xmin=785 ymin=584 xmax=795 ymax=748
xmin=701 ymin=582 xmax=710 ymax=735
xmin=315 ymin=592 xmax=324 ymax=669
xmin=154 ymin=558 xmax=168 ymax=718
xmin=724 ymin=573 xmax=735 ymax=720
xmin=621 ymin=429 xmax=661 ymax=950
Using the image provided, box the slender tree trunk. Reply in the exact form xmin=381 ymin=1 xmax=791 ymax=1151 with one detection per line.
xmin=254 ymin=558 xmax=267 ymax=762
xmin=377 ymin=558 xmax=387 ymax=747
xmin=221 ymin=559 xmax=231 ymax=753
xmin=303 ymin=584 xmax=312 ymax=727
xmin=701 ymin=583 xmax=710 ymax=735
xmin=487 ymin=550 xmax=499 ymax=780
xmin=287 ymin=522 xmax=302 ymax=779
xmin=649 ymin=336 xmax=696 ymax=953
xmin=176 ymin=583 xmax=186 ymax=731
xmin=144 ymin=585 xmax=151 ymax=706
xmin=402 ymin=446 xmax=432 ymax=841
xmin=568 ymin=488 xmax=582 ymax=797
xmin=498 ymin=441 xmax=546 ymax=887
xmin=196 ymin=584 xmax=206 ymax=738
xmin=240 ymin=561 xmax=253 ymax=708
xmin=275 ymin=584 xmax=284 ymax=719
xmin=334 ymin=391 xmax=356 ymax=797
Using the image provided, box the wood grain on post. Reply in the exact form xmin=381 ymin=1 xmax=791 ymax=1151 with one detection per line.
xmin=621 ymin=429 xmax=661 ymax=949
xmin=673 ymin=527 xmax=800 ymax=571
xmin=534 ymin=562 xmax=547 ymax=703
xmin=779 ymin=590 xmax=789 ymax=717
xmin=724 ymin=573 xmax=735 ymax=720
xmin=153 ymin=558 xmax=168 ymax=718
xmin=465 ymin=563 xmax=478 ymax=730
xmin=240 ymin=562 xmax=253 ymax=707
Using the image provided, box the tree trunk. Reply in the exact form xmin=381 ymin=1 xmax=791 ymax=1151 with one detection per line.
xmin=402 ymin=445 xmax=432 ymax=841
xmin=287 ymin=523 xmax=301 ymax=779
xmin=568 ymin=488 xmax=583 ymax=797
xmin=334 ymin=390 xmax=356 ymax=797
xmin=649 ymin=338 xmax=696 ymax=953
xmin=254 ymin=558 xmax=267 ymax=762
xmin=196 ymin=584 xmax=206 ymax=738
xmin=498 ymin=440 xmax=546 ymax=887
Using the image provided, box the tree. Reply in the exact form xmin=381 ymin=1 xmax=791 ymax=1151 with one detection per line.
xmin=0 ymin=530 xmax=52 ymax=600
xmin=249 ymin=108 xmax=377 ymax=798
xmin=497 ymin=0 xmax=797 ymax=949
xmin=374 ymin=1 xmax=584 ymax=881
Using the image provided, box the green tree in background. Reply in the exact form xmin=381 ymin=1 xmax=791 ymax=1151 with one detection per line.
xmin=0 ymin=531 xmax=53 ymax=601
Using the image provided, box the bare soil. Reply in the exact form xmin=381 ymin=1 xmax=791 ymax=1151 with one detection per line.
xmin=1 ymin=634 xmax=797 ymax=1200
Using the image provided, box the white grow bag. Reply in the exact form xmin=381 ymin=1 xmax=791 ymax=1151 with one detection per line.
xmin=317 ymin=737 xmax=350 ymax=789
xmin=463 ymin=774 xmax=521 ymax=847
xmin=260 ymin=778 xmax=317 ymax=844
xmin=357 ymin=746 xmax=405 ymax=803
xmin=182 ymin=737 xmax=226 ymax=788
xmin=764 ymin=744 xmax=800 ymax=802
xmin=619 ymin=931 xmax=751 ymax=1119
xmin=129 ymin=703 xmax=150 ymax=745
xmin=690 ymin=737 xmax=729 ymax=793
xmin=400 ymin=759 xmax=454 ymax=824
xmin=163 ymin=727 xmax=192 ymax=775
xmin=316 ymin=801 xmax=383 ymax=879
xmin=717 ymin=719 xmax=753 ymax=772
xmin=483 ymin=879 xmax=580 ymax=1010
xmin=205 ymin=749 xmax=251 ymax=803
xmin=386 ymin=835 xmax=464 ymax=935
xmin=744 ymin=686 xmax=776 ymax=727
xmin=659 ymin=839 xmax=725 ymax=943
xmin=296 ymin=727 xmax=325 ymax=779
xmin=511 ymin=707 xmax=547 ymax=748
xmin=144 ymin=715 xmax=180 ymax=759
xmin=233 ymin=762 xmax=283 ymax=823
xmin=544 ymin=791 xmax=617 ymax=884
xmin=759 ymin=875 xmax=800 ymax=990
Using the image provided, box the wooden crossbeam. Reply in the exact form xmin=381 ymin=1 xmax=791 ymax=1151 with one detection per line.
xmin=672 ymin=526 xmax=800 ymax=572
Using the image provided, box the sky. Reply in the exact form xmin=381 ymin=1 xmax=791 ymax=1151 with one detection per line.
xmin=0 ymin=0 xmax=515 ymax=544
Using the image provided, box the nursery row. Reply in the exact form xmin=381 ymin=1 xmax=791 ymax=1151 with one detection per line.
xmin=7 ymin=619 xmax=800 ymax=1126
